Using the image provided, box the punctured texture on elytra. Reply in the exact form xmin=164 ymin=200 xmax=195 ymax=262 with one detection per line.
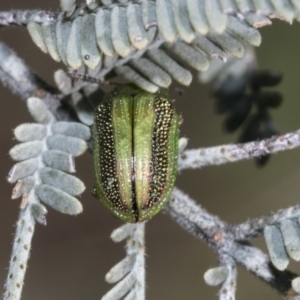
xmin=93 ymin=85 xmax=179 ymax=222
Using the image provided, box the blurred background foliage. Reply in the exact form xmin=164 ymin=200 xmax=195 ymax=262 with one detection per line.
xmin=0 ymin=1 xmax=300 ymax=299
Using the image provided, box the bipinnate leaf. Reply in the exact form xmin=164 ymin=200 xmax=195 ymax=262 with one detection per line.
xmin=26 ymin=0 xmax=300 ymax=92
xmin=6 ymin=96 xmax=89 ymax=300
xmin=9 ymin=96 xmax=90 ymax=221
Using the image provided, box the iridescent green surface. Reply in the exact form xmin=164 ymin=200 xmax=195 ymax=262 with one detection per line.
xmin=93 ymin=85 xmax=179 ymax=222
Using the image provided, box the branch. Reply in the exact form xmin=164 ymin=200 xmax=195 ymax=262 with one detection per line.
xmin=178 ymin=129 xmax=300 ymax=170
xmin=3 ymin=192 xmax=37 ymax=300
xmin=166 ymin=188 xmax=299 ymax=298
xmin=0 ymin=10 xmax=58 ymax=27
xmin=0 ymin=41 xmax=76 ymax=121
xmin=218 ymin=255 xmax=237 ymax=300
xmin=233 ymin=243 xmax=298 ymax=298
xmin=233 ymin=204 xmax=300 ymax=241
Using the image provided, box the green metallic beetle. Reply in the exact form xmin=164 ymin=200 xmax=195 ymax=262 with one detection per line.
xmin=92 ymin=85 xmax=179 ymax=223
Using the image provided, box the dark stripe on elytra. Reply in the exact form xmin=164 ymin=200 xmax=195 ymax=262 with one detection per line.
xmin=131 ymin=96 xmax=139 ymax=222
xmin=96 ymin=100 xmax=128 ymax=213
xmin=146 ymin=95 xmax=174 ymax=209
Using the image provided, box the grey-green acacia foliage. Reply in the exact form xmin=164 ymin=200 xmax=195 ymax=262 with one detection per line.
xmin=1 ymin=1 xmax=300 ymax=300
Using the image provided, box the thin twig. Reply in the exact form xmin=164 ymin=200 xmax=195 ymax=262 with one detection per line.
xmin=218 ymin=256 xmax=236 ymax=300
xmin=0 ymin=10 xmax=59 ymax=27
xmin=126 ymin=223 xmax=146 ymax=300
xmin=233 ymin=204 xmax=300 ymax=241
xmin=179 ymin=130 xmax=300 ymax=170
xmin=3 ymin=192 xmax=37 ymax=300
xmin=166 ymin=188 xmax=299 ymax=298
xmin=0 ymin=41 xmax=59 ymax=102
xmin=0 ymin=41 xmax=76 ymax=121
